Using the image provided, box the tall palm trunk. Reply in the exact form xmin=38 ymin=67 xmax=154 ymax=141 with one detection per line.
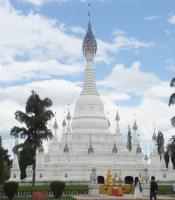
xmin=32 ymin=146 xmax=36 ymax=192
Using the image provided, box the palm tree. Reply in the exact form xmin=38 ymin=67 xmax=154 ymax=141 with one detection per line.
xmin=168 ymin=136 xmax=175 ymax=169
xmin=157 ymin=131 xmax=164 ymax=160
xmin=169 ymin=77 xmax=175 ymax=127
xmin=168 ymin=78 xmax=175 ymax=169
xmin=11 ymin=91 xmax=54 ymax=191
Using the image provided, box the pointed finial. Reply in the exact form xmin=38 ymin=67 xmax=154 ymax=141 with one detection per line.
xmin=152 ymin=122 xmax=157 ymax=141
xmin=107 ymin=118 xmax=110 ymax=127
xmin=82 ymin=0 xmax=97 ymax=58
xmin=62 ymin=117 xmax=66 ymax=127
xmin=66 ymin=105 xmax=71 ymax=121
xmin=63 ymin=133 xmax=69 ymax=153
xmin=53 ymin=120 xmax=58 ymax=130
xmin=128 ymin=124 xmax=131 ymax=131
xmin=133 ymin=120 xmax=138 ymax=131
xmin=136 ymin=130 xmax=142 ymax=154
xmin=53 ymin=112 xmax=58 ymax=131
xmin=144 ymin=153 xmax=148 ymax=161
xmin=136 ymin=142 xmax=142 ymax=154
xmin=88 ymin=0 xmax=91 ymax=22
xmin=115 ymin=110 xmax=120 ymax=121
xmin=106 ymin=112 xmax=110 ymax=128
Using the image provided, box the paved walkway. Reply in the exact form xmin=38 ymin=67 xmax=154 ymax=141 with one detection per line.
xmin=74 ymin=194 xmax=175 ymax=200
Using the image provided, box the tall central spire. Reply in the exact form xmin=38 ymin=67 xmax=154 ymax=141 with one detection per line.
xmin=81 ymin=1 xmax=98 ymax=96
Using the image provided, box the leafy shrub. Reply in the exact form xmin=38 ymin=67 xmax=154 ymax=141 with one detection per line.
xmin=3 ymin=181 xmax=19 ymax=199
xmin=18 ymin=184 xmax=50 ymax=192
xmin=65 ymin=184 xmax=89 ymax=193
xmin=158 ymin=185 xmax=173 ymax=191
xmin=60 ymin=196 xmax=76 ymax=200
xmin=50 ymin=181 xmax=65 ymax=198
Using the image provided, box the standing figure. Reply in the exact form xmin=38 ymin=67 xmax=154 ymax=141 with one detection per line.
xmin=133 ymin=177 xmax=143 ymax=199
xmin=150 ymin=176 xmax=158 ymax=200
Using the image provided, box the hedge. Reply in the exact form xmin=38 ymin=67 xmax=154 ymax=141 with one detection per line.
xmin=0 ymin=184 xmax=89 ymax=196
xmin=158 ymin=185 xmax=173 ymax=191
xmin=0 ymin=196 xmax=75 ymax=200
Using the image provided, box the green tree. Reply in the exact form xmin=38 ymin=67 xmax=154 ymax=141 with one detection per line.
xmin=0 ymin=136 xmax=12 ymax=184
xmin=19 ymin=145 xmax=34 ymax=180
xmin=164 ymin=150 xmax=169 ymax=168
xmin=0 ymin=136 xmax=4 ymax=184
xmin=127 ymin=126 xmax=132 ymax=151
xmin=169 ymin=77 xmax=175 ymax=127
xmin=167 ymin=136 xmax=175 ymax=169
xmin=168 ymin=77 xmax=175 ymax=169
xmin=11 ymin=91 xmax=54 ymax=191
xmin=157 ymin=131 xmax=164 ymax=160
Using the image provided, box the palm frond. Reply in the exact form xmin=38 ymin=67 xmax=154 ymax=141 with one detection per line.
xmin=43 ymin=110 xmax=54 ymax=121
xmin=42 ymin=98 xmax=52 ymax=107
xmin=11 ymin=126 xmax=29 ymax=138
xmin=13 ymin=143 xmax=26 ymax=154
xmin=26 ymin=91 xmax=40 ymax=114
xmin=169 ymin=93 xmax=175 ymax=106
xmin=171 ymin=116 xmax=175 ymax=128
xmin=170 ymin=77 xmax=175 ymax=87
xmin=15 ymin=111 xmax=31 ymax=124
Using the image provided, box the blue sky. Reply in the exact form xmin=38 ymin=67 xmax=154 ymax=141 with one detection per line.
xmin=0 ymin=0 xmax=175 ymax=154
xmin=11 ymin=0 xmax=175 ymax=81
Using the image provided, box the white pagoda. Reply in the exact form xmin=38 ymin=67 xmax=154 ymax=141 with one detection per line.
xmin=10 ymin=18 xmax=175 ymax=183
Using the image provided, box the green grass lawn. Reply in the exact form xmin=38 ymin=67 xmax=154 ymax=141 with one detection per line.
xmin=0 ymin=195 xmax=76 ymax=200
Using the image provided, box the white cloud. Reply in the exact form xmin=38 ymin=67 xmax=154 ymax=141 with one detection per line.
xmin=20 ymin=0 xmax=107 ymax=6
xmin=99 ymin=61 xmax=160 ymax=95
xmin=145 ymin=81 xmax=173 ymax=99
xmin=0 ymin=2 xmax=82 ymax=63
xmin=108 ymin=35 xmax=152 ymax=53
xmin=0 ymin=59 xmax=84 ymax=83
xmin=105 ymin=96 xmax=174 ymax=146
xmin=0 ymin=79 xmax=81 ymax=141
xmin=145 ymin=15 xmax=161 ymax=21
xmin=165 ymin=30 xmax=171 ymax=36
xmin=97 ymin=61 xmax=174 ymax=147
xmin=96 ymin=35 xmax=152 ymax=64
xmin=0 ymin=1 xmax=153 ymax=82
xmin=112 ymin=29 xmax=126 ymax=36
xmin=70 ymin=26 xmax=85 ymax=34
xmin=100 ymin=90 xmax=130 ymax=104
xmin=20 ymin=0 xmax=67 ymax=6
xmin=168 ymin=15 xmax=175 ymax=25
xmin=164 ymin=59 xmax=175 ymax=72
